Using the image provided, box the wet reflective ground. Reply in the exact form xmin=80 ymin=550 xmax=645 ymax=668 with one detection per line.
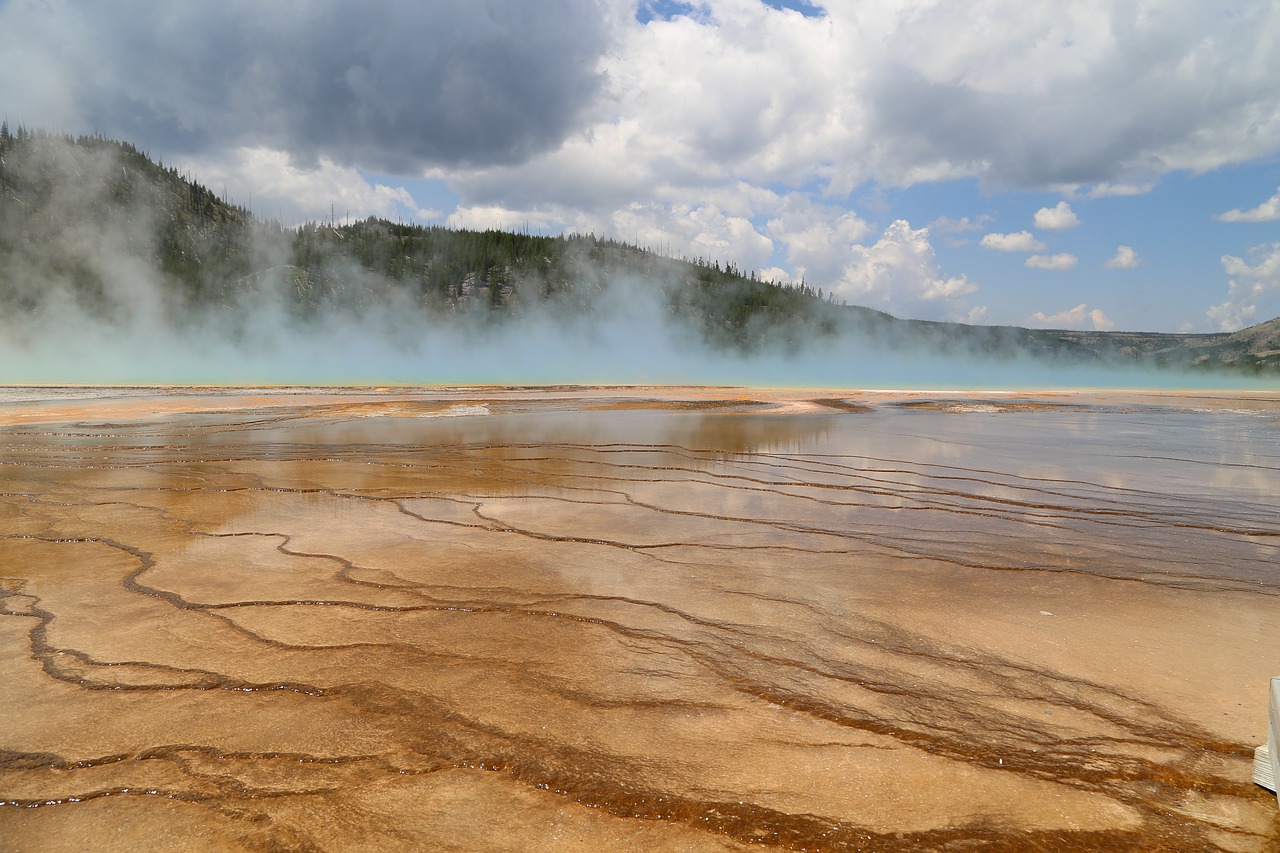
xmin=1 ymin=387 xmax=1278 ymax=851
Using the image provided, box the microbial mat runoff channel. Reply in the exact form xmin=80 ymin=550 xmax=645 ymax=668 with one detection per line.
xmin=0 ymin=385 xmax=1278 ymax=852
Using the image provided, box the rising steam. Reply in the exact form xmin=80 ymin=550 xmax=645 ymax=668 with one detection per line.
xmin=0 ymin=134 xmax=1267 ymax=390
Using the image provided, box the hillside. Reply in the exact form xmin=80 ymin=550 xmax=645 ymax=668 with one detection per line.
xmin=1 ymin=126 xmax=1277 ymax=377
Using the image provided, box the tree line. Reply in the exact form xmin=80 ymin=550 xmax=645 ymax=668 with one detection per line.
xmin=0 ymin=128 xmax=846 ymax=348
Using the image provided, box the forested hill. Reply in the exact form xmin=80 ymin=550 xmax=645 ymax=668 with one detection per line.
xmin=2 ymin=126 xmax=1277 ymax=375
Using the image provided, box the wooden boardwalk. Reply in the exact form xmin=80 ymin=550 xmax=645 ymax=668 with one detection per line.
xmin=1256 ymin=677 xmax=1279 ymax=805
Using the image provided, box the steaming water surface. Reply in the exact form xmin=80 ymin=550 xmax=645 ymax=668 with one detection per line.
xmin=1 ymin=387 xmax=1278 ymax=851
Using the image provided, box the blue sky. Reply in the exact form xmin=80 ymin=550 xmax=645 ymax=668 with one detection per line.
xmin=2 ymin=0 xmax=1279 ymax=333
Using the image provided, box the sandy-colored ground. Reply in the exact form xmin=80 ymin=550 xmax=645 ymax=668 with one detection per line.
xmin=1 ymin=386 xmax=1278 ymax=851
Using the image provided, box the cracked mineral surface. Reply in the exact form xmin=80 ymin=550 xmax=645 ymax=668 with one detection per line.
xmin=1 ymin=386 xmax=1278 ymax=851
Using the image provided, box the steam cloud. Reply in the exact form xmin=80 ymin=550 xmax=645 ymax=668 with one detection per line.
xmin=0 ymin=138 xmax=1266 ymax=391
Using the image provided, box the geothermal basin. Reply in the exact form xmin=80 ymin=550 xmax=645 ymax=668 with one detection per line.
xmin=1 ymin=385 xmax=1278 ymax=851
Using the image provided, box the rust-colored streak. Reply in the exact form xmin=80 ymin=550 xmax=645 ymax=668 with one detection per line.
xmin=1 ymin=386 xmax=1279 ymax=851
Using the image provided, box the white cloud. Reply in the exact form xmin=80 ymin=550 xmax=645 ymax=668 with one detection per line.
xmin=1033 ymin=201 xmax=1080 ymax=230
xmin=928 ymin=214 xmax=992 ymax=233
xmin=965 ymin=305 xmax=990 ymax=324
xmin=446 ymin=205 xmax=563 ymax=234
xmin=757 ymin=266 xmax=795 ymax=285
xmin=7 ymin=0 xmax=1280 ymax=200
xmin=1104 ymin=245 xmax=1140 ymax=269
xmin=831 ymin=220 xmax=979 ymax=321
xmin=1215 ymin=186 xmax=1280 ymax=223
xmin=1055 ymin=181 xmax=1155 ymax=199
xmin=179 ymin=147 xmax=437 ymax=225
xmin=1028 ymin=304 xmax=1115 ymax=331
xmin=1206 ymin=242 xmax=1280 ymax=331
xmin=1086 ymin=182 xmax=1154 ymax=199
xmin=980 ymin=231 xmax=1046 ymax=252
xmin=447 ymin=194 xmax=780 ymax=274
xmin=613 ymin=200 xmax=777 ymax=271
xmin=599 ymin=4 xmax=851 ymax=191
xmin=856 ymin=3 xmax=1280 ymax=188
xmin=766 ymin=195 xmax=872 ymax=284
xmin=1025 ymin=253 xmax=1079 ymax=271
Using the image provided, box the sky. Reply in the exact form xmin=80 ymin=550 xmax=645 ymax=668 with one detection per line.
xmin=1 ymin=0 xmax=1279 ymax=334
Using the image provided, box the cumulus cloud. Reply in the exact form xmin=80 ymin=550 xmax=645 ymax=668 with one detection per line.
xmin=1033 ymin=201 xmax=1081 ymax=230
xmin=831 ymin=220 xmax=980 ymax=321
xmin=862 ymin=3 xmax=1280 ymax=188
xmin=765 ymin=195 xmax=871 ymax=283
xmin=446 ymin=183 xmax=789 ymax=276
xmin=1025 ymin=253 xmax=1079 ymax=271
xmin=1104 ymin=245 xmax=1140 ymax=269
xmin=980 ymin=231 xmax=1046 ymax=252
xmin=611 ymin=199 xmax=777 ymax=271
xmin=0 ymin=0 xmax=609 ymax=173
xmin=1029 ymin=304 xmax=1115 ymax=331
xmin=1215 ymin=186 xmax=1280 ymax=222
xmin=446 ymin=205 xmax=565 ymax=235
xmin=6 ymin=0 xmax=1279 ymax=195
xmin=1207 ymin=243 xmax=1280 ymax=331
xmin=180 ymin=148 xmax=439 ymax=225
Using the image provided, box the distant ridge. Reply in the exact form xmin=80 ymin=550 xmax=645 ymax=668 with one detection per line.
xmin=1 ymin=125 xmax=1276 ymax=376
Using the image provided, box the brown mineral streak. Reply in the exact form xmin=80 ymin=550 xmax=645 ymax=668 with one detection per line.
xmin=0 ymin=386 xmax=1278 ymax=852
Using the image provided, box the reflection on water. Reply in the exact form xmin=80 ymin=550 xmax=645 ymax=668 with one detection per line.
xmin=1 ymin=388 xmax=1278 ymax=851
